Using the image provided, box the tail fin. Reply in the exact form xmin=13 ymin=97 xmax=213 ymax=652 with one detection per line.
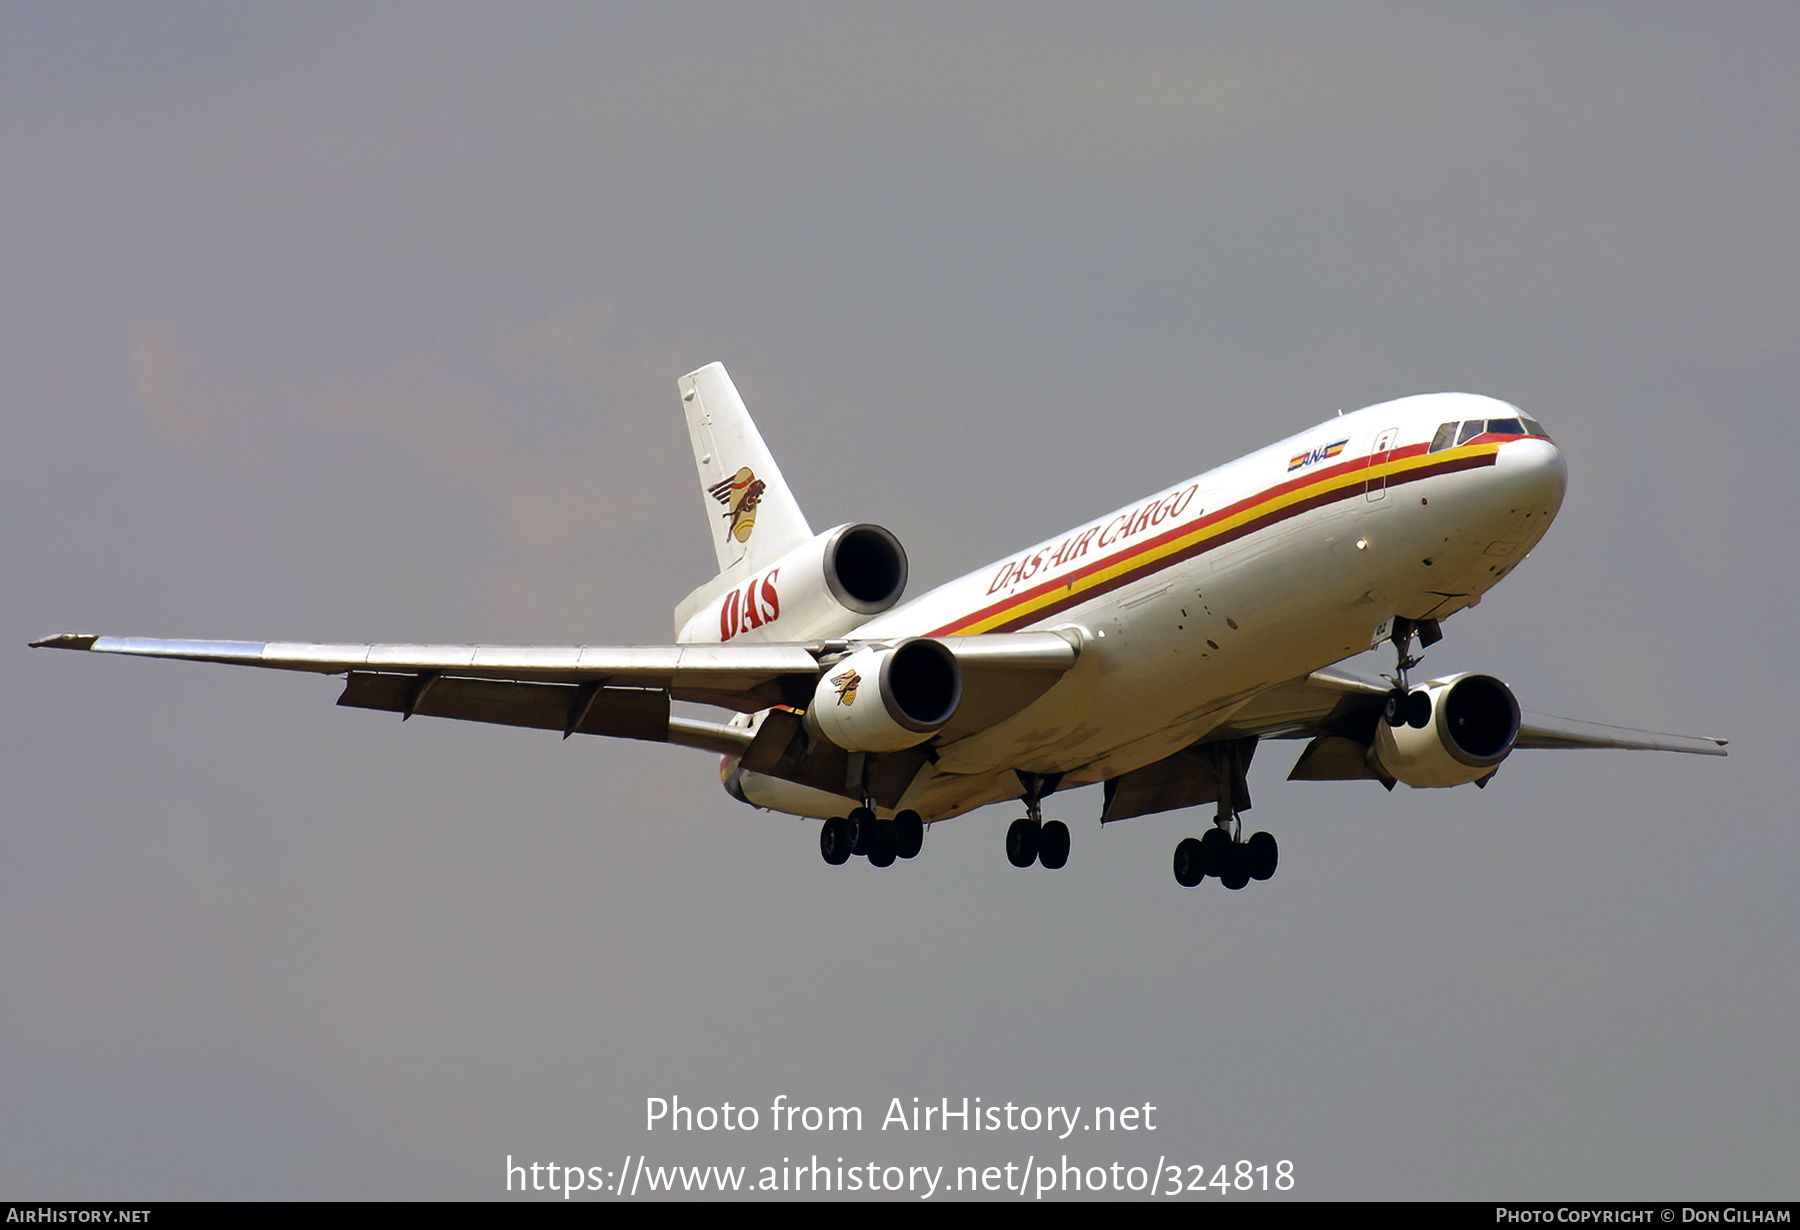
xmin=679 ymin=363 xmax=813 ymax=574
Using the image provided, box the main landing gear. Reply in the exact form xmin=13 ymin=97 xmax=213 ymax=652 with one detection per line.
xmin=819 ymin=807 xmax=923 ymax=868
xmin=1006 ymin=816 xmax=1070 ymax=870
xmin=1172 ymin=822 xmax=1277 ymax=889
xmin=1005 ymin=771 xmax=1069 ymax=870
xmin=1170 ymin=739 xmax=1276 ymax=889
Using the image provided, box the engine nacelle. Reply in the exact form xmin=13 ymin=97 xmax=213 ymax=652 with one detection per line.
xmin=675 ymin=522 xmax=909 ymax=644
xmin=806 ymin=638 xmax=962 ymax=753
xmin=1371 ymin=673 xmax=1520 ymax=788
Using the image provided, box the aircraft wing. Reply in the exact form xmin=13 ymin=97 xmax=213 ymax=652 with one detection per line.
xmin=1098 ymin=665 xmax=1726 ymax=822
xmin=1509 ymin=712 xmax=1730 ymax=755
xmin=29 ymin=630 xmax=1079 ymax=753
xmin=27 ymin=633 xmax=821 ymax=689
xmin=1205 ymin=665 xmax=1727 ymax=753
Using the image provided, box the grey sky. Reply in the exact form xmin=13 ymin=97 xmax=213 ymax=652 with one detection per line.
xmin=4 ymin=3 xmax=1792 ymax=1199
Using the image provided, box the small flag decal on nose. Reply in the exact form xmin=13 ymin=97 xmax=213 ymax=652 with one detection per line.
xmin=1289 ymin=439 xmax=1348 ymax=472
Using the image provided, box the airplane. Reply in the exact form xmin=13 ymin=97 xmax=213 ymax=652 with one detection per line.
xmin=33 ymin=363 xmax=1726 ymax=889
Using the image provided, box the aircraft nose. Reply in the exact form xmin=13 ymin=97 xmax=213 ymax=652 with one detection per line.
xmin=1495 ymin=435 xmax=1568 ymax=519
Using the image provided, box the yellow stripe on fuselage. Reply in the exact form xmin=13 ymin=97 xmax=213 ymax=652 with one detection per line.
xmin=951 ymin=442 xmax=1498 ymax=635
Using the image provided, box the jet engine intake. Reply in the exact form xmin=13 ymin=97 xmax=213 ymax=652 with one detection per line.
xmin=677 ymin=522 xmax=909 ymax=644
xmin=807 ymin=638 xmax=962 ymax=753
xmin=823 ymin=523 xmax=908 ymax=615
xmin=1371 ymin=672 xmax=1520 ymax=788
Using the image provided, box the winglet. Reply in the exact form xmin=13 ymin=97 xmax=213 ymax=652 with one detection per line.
xmin=30 ymin=634 xmax=99 ymax=650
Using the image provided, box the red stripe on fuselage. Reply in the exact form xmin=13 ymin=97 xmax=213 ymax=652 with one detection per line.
xmin=929 ymin=443 xmax=1499 ymax=636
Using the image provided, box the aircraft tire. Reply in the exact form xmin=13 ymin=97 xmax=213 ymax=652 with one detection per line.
xmin=872 ymin=818 xmax=902 ymax=867
xmin=846 ymin=807 xmax=877 ymax=856
xmin=1038 ymin=820 xmax=1070 ymax=870
xmin=1006 ymin=818 xmax=1040 ymax=868
xmin=895 ymin=810 xmax=925 ymax=859
xmin=1197 ymin=827 xmax=1231 ymax=879
xmin=1173 ymin=837 xmax=1204 ymax=887
xmin=1246 ymin=831 xmax=1278 ymax=881
xmin=1219 ymin=843 xmax=1251 ymax=890
xmin=1405 ymin=689 xmax=1433 ymax=729
xmin=820 ymin=816 xmax=851 ymax=866
xmin=1383 ymin=691 xmax=1407 ymax=727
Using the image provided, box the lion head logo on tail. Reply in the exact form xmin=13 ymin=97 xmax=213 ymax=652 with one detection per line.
xmin=708 ymin=467 xmax=767 ymax=544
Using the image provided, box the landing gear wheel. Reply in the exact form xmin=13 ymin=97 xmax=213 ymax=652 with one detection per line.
xmin=1038 ymin=820 xmax=1070 ymax=870
xmin=1218 ymin=841 xmax=1251 ymax=891
xmin=820 ymin=816 xmax=850 ymax=866
xmin=895 ymin=810 xmax=924 ymax=860
xmin=1405 ymin=689 xmax=1432 ymax=729
xmin=846 ymin=807 xmax=876 ymax=857
xmin=867 ymin=823 xmax=897 ymax=868
xmin=1246 ymin=830 xmax=1279 ymax=881
xmin=1173 ymin=837 xmax=1204 ymax=887
xmin=1383 ymin=690 xmax=1408 ymax=727
xmin=1006 ymin=817 xmax=1041 ymax=868
xmin=1197 ymin=827 xmax=1231 ymax=879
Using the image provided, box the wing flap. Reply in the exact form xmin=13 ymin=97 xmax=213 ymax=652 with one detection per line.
xmin=338 ymin=673 xmax=672 ymax=740
xmin=1099 ymin=737 xmax=1257 ymax=823
xmin=1286 ymin=735 xmax=1385 ymax=781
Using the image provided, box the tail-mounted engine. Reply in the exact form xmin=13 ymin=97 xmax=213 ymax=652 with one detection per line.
xmin=676 ymin=522 xmax=909 ymax=644
xmin=1371 ymin=673 xmax=1520 ymax=788
xmin=805 ymin=638 xmax=962 ymax=753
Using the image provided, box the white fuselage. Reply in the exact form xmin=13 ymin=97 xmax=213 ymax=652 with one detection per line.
xmin=733 ymin=392 xmax=1568 ymax=821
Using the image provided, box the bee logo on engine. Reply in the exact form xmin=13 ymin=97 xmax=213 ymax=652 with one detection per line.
xmin=830 ymin=669 xmax=861 ymax=706
xmin=709 ymin=467 xmax=767 ymax=543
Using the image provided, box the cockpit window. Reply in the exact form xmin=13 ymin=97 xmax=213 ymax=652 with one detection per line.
xmin=1433 ymin=415 xmax=1552 ymax=452
xmin=1436 ymin=416 xmax=1551 ymax=449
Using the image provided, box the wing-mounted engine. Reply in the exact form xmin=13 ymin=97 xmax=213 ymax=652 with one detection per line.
xmin=675 ymin=522 xmax=909 ymax=645
xmin=722 ymin=630 xmax=1080 ymax=816
xmin=806 ymin=638 xmax=962 ymax=753
xmin=1370 ymin=672 xmax=1520 ymax=787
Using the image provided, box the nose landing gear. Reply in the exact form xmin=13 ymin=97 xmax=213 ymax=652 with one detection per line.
xmin=1382 ymin=616 xmax=1441 ymax=729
